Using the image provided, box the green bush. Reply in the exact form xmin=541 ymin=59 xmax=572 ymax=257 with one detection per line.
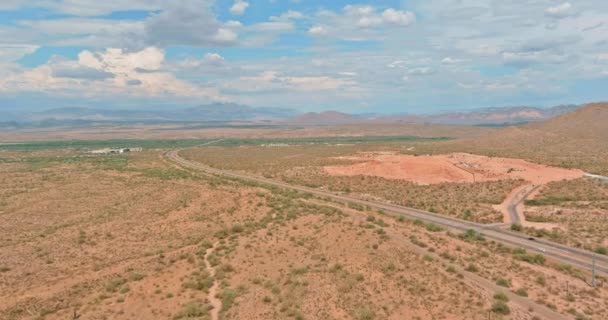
xmin=465 ymin=264 xmax=479 ymax=273
xmin=491 ymin=301 xmax=510 ymax=315
xmin=495 ymin=277 xmax=511 ymax=288
xmin=493 ymin=292 xmax=509 ymax=302
xmin=515 ymin=288 xmax=528 ymax=297
xmin=356 ymin=308 xmax=376 ymax=320
xmin=510 ymin=223 xmax=523 ymax=232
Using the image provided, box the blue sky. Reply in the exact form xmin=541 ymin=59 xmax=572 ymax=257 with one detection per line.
xmin=1 ymin=0 xmax=608 ymax=114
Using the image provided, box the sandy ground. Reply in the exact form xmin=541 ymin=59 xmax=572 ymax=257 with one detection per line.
xmin=324 ymin=152 xmax=584 ymax=185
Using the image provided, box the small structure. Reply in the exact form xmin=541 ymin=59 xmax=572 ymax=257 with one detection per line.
xmin=89 ymin=147 xmax=142 ymax=155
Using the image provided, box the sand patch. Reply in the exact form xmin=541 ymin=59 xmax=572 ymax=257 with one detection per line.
xmin=324 ymin=152 xmax=584 ymax=185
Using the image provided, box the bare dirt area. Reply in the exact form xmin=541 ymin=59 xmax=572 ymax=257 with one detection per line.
xmin=324 ymin=153 xmax=584 ymax=185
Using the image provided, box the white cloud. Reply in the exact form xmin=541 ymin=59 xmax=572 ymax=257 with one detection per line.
xmin=233 ymin=71 xmax=359 ymax=92
xmin=270 ymin=10 xmax=304 ymax=21
xmin=230 ymin=0 xmax=249 ymax=16
xmin=0 ymin=47 xmax=225 ymax=100
xmin=441 ymin=57 xmax=462 ymax=64
xmin=309 ymin=26 xmax=327 ymax=35
xmin=308 ymin=5 xmax=416 ymax=40
xmin=382 ymin=9 xmax=416 ymax=26
xmin=546 ymin=2 xmax=575 ymax=18
xmin=407 ymin=67 xmax=435 ymax=76
xmin=203 ymin=53 xmax=225 ymax=65
xmin=0 ymin=44 xmax=39 ymax=63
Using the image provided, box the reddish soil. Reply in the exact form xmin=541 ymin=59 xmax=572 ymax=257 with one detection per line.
xmin=324 ymin=152 xmax=584 ymax=185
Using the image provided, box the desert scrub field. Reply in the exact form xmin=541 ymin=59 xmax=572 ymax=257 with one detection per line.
xmin=285 ymin=169 xmax=521 ymax=223
xmin=182 ymin=145 xmax=521 ymax=223
xmin=180 ymin=143 xmax=421 ymax=176
xmin=521 ymin=178 xmax=608 ymax=251
xmin=2 ymin=147 xmax=607 ymax=320
xmin=0 ymin=149 xmax=273 ymax=320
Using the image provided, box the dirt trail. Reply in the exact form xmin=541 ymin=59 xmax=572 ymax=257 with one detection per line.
xmin=495 ymin=184 xmax=560 ymax=229
xmin=204 ymin=242 xmax=222 ymax=320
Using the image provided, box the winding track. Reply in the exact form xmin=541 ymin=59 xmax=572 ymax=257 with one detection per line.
xmin=167 ymin=148 xmax=608 ymax=276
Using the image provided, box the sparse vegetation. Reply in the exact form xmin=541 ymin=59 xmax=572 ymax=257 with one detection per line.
xmin=2 ymin=138 xmax=608 ymax=320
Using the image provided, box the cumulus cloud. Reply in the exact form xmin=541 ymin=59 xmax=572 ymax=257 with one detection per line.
xmin=0 ymin=47 xmax=225 ymax=100
xmin=230 ymin=0 xmax=249 ymax=16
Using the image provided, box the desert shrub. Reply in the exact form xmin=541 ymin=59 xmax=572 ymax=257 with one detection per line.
xmin=356 ymin=308 xmax=376 ymax=320
xmin=105 ymin=277 xmax=127 ymax=293
xmin=425 ymin=223 xmax=443 ymax=232
xmin=460 ymin=229 xmax=485 ymax=242
xmin=220 ymin=287 xmax=241 ymax=313
xmin=515 ymin=288 xmax=528 ymax=297
xmin=409 ymin=235 xmax=427 ymax=248
xmin=173 ymin=301 xmax=208 ymax=319
xmin=510 ymin=223 xmax=523 ymax=232
xmin=465 ymin=264 xmax=479 ymax=273
xmin=493 ymin=292 xmax=509 ymax=302
xmin=231 ymin=224 xmax=244 ymax=233
xmin=129 ymin=272 xmax=145 ymax=281
xmin=491 ymin=301 xmax=510 ymax=315
xmin=513 ymin=249 xmax=546 ymax=265
xmin=495 ymin=277 xmax=511 ymax=288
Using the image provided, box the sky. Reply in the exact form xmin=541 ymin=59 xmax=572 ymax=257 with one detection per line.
xmin=1 ymin=0 xmax=608 ymax=114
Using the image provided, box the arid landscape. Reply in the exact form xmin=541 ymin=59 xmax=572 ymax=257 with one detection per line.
xmin=3 ymin=2 xmax=608 ymax=318
xmin=1 ymin=104 xmax=607 ymax=320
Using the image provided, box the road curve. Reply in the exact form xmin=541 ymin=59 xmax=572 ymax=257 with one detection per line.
xmin=167 ymin=149 xmax=608 ymax=276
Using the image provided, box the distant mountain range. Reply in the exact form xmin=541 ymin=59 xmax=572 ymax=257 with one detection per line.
xmin=416 ymin=105 xmax=579 ymax=125
xmin=0 ymin=103 xmax=581 ymax=128
xmin=0 ymin=103 xmax=297 ymax=128
xmin=285 ymin=105 xmax=580 ymax=126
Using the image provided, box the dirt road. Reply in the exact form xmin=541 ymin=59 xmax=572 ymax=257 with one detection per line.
xmin=204 ymin=243 xmax=222 ymax=320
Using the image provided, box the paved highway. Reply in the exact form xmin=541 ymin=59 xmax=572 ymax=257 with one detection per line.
xmin=167 ymin=149 xmax=608 ymax=276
